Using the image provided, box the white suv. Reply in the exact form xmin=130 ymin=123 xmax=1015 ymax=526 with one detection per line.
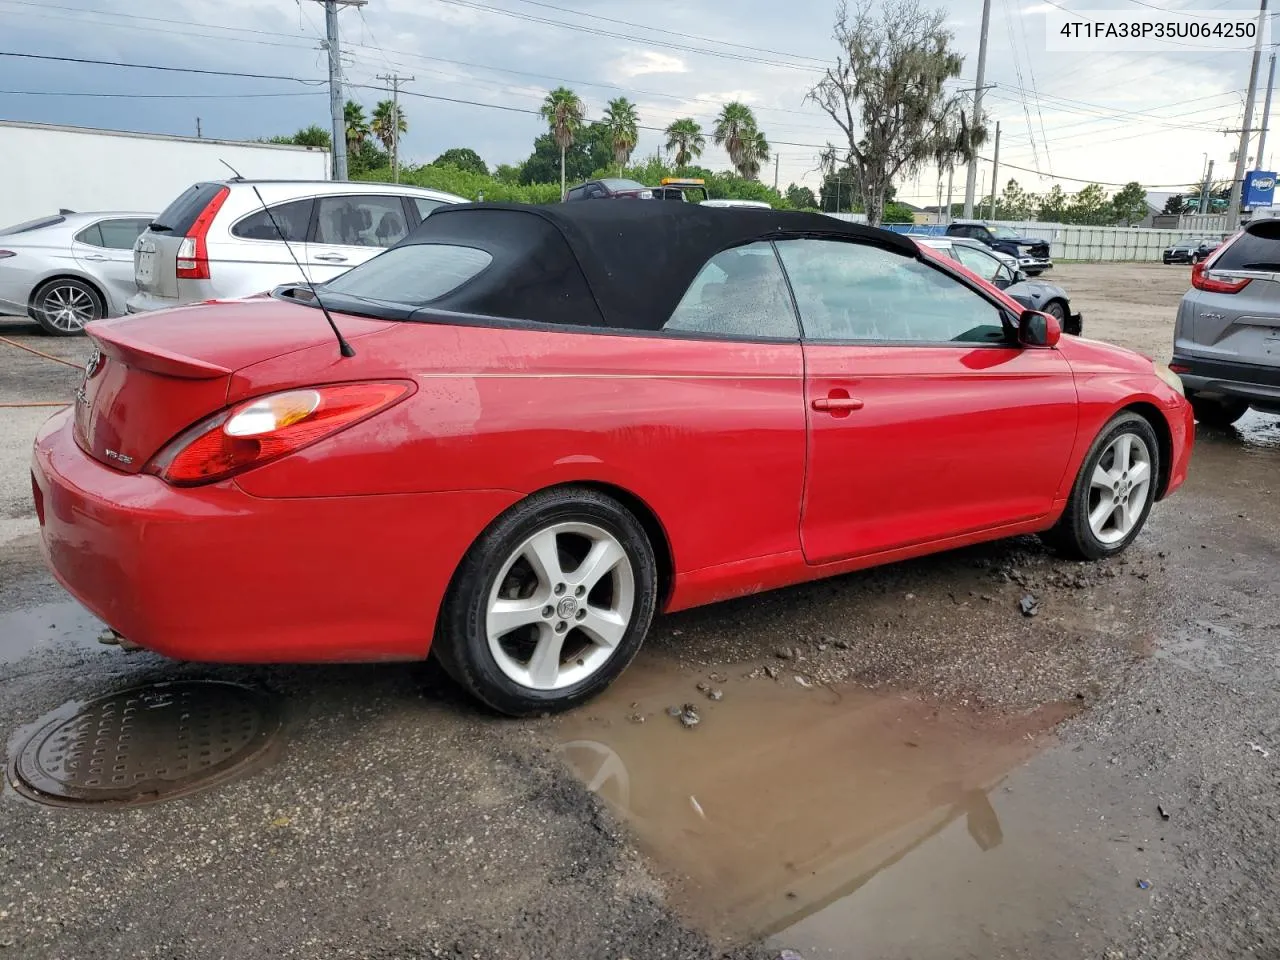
xmin=127 ymin=179 xmax=466 ymax=313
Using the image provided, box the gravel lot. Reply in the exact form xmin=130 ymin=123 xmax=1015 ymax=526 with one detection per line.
xmin=2 ymin=261 xmax=1279 ymax=960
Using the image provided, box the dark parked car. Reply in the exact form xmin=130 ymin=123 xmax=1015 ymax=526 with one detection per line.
xmin=944 ymin=220 xmax=1052 ymax=275
xmin=920 ymin=238 xmax=1082 ymax=334
xmin=564 ymin=179 xmax=654 ymax=201
xmin=1162 ymin=237 xmax=1221 ymax=265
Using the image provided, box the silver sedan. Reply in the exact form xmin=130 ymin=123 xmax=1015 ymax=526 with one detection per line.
xmin=0 ymin=211 xmax=154 ymax=335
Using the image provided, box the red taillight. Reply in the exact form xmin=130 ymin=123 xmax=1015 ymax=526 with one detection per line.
xmin=1168 ymin=363 xmax=1191 ymax=374
xmin=145 ymin=381 xmax=413 ymax=486
xmin=175 ymin=185 xmax=230 ymax=280
xmin=1191 ymin=259 xmax=1251 ymax=294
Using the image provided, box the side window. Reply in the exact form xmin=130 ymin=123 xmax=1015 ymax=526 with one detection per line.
xmin=413 ymin=197 xmax=444 ymax=220
xmin=952 ymin=244 xmax=1002 ymax=282
xmin=973 ymin=228 xmax=992 ymax=243
xmin=74 ymin=223 xmax=104 ymax=247
xmin=231 ymin=198 xmax=314 ymax=242
xmin=314 ymin=195 xmax=409 ymax=248
xmin=565 ymin=186 xmax=588 ymax=201
xmin=663 ymin=241 xmax=799 ymax=340
xmin=585 ymin=184 xmax=606 ymax=199
xmin=775 ymin=238 xmax=1008 ymax=345
xmin=97 ymin=218 xmax=151 ymax=249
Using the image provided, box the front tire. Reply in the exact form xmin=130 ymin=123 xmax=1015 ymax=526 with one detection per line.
xmin=1188 ymin=393 xmax=1248 ymax=427
xmin=30 ymin=278 xmax=104 ymax=336
xmin=1042 ymin=412 xmax=1160 ymax=561
xmin=433 ymin=487 xmax=658 ymax=716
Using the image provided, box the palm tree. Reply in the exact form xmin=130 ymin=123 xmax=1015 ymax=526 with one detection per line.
xmin=739 ymin=129 xmax=770 ymax=180
xmin=713 ymin=102 xmax=760 ymax=177
xmin=663 ymin=118 xmax=705 ymax=170
xmin=344 ymin=100 xmax=369 ymax=157
xmin=540 ymin=86 xmax=585 ymax=198
xmin=602 ymin=97 xmax=639 ymax=176
xmin=370 ymin=99 xmax=407 ymax=153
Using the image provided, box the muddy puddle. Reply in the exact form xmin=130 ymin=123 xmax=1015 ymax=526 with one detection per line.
xmin=555 ymin=657 xmax=1075 ymax=945
xmin=0 ymin=600 xmax=106 ymax=665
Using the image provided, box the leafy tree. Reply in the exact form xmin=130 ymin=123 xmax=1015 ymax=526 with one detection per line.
xmin=540 ymin=86 xmax=586 ymax=197
xmin=882 ymin=202 xmax=916 ymax=224
xmin=819 ymin=161 xmax=895 ymax=212
xmin=344 ymin=100 xmax=369 ymax=158
xmin=713 ymin=102 xmax=768 ymax=179
xmin=602 ymin=97 xmax=640 ymax=176
xmin=1037 ymin=184 xmax=1069 ymax=222
xmin=1163 ymin=194 xmax=1186 ymax=215
xmin=664 ymin=118 xmax=706 ymax=169
xmin=371 ymin=100 xmax=407 ymax=154
xmin=998 ymin=179 xmax=1036 ymax=221
xmin=270 ymin=124 xmax=331 ymax=148
xmin=786 ymin=183 xmax=818 ymax=209
xmin=806 ymin=0 xmax=983 ymax=226
xmin=519 ymin=125 xmax=611 ymax=186
xmin=1110 ymin=181 xmax=1149 ymax=226
xmin=494 ymin=163 xmax=522 ymax=184
xmin=348 ymin=139 xmax=388 ymax=177
xmin=433 ymin=148 xmax=488 ymax=176
xmin=1066 ymin=183 xmax=1110 ymax=225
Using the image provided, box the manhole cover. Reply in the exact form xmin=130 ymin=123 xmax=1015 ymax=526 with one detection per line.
xmin=8 ymin=681 xmax=281 ymax=807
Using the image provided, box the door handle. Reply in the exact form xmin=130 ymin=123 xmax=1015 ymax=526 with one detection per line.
xmin=82 ymin=254 xmax=109 ymax=261
xmin=314 ymin=253 xmax=348 ymax=262
xmin=812 ymin=396 xmax=864 ymax=412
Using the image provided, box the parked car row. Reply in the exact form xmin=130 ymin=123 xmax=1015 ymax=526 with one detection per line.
xmin=0 ymin=180 xmax=466 ymax=335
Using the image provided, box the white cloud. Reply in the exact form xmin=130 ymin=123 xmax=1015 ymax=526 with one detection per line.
xmin=614 ymin=50 xmax=688 ymax=79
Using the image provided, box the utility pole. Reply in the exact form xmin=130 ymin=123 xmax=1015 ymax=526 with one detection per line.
xmin=1229 ymin=0 xmax=1268 ymax=228
xmin=1200 ymin=158 xmax=1215 ymax=215
xmin=989 ymin=121 xmax=1000 ymax=220
xmin=963 ymin=0 xmax=993 ymax=218
xmin=774 ymin=154 xmax=780 ymax=192
xmin=196 ymin=117 xmax=202 ymax=138
xmin=1258 ymin=50 xmax=1277 ymax=172
xmin=314 ymin=0 xmax=367 ymax=181
xmin=946 ymin=164 xmax=954 ymax=224
xmin=376 ymin=73 xmax=414 ymax=182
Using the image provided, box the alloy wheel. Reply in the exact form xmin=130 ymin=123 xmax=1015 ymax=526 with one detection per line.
xmin=1087 ymin=432 xmax=1153 ymax=544
xmin=485 ymin=521 xmax=635 ymax=691
xmin=39 ymin=284 xmax=97 ymax=332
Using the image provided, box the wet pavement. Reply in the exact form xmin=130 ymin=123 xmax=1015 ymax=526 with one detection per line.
xmin=2 ymin=279 xmax=1280 ymax=958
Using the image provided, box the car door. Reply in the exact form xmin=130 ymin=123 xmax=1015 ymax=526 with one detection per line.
xmin=774 ymin=237 xmax=1078 ymax=565
xmin=305 ymin=194 xmax=413 ymax=281
xmin=72 ymin=218 xmax=151 ymax=312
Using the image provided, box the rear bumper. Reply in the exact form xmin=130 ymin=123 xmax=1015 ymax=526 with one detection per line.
xmin=31 ymin=409 xmax=518 ymax=663
xmin=1172 ymin=353 xmax=1280 ymax=405
xmin=126 ymin=290 xmax=180 ymax=314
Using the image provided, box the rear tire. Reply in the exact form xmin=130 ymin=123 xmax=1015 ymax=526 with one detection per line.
xmin=1188 ymin=393 xmax=1248 ymax=428
xmin=30 ymin=278 xmax=104 ymax=336
xmin=1042 ymin=412 xmax=1160 ymax=561
xmin=432 ymin=486 xmax=658 ymax=716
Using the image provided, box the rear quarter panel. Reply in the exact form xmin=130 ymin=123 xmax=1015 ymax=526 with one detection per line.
xmin=232 ymin=319 xmax=808 ymax=583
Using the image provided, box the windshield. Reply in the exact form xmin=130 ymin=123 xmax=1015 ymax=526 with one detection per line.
xmin=600 ymin=179 xmax=648 ymax=190
xmin=321 ymin=243 xmax=493 ymax=306
xmin=988 ymin=225 xmax=1022 ymax=239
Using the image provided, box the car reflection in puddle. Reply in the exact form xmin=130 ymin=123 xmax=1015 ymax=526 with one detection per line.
xmin=554 ymin=657 xmax=1074 ymax=945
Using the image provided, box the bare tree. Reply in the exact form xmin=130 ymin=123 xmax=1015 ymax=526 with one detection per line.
xmin=807 ymin=0 xmax=984 ymax=226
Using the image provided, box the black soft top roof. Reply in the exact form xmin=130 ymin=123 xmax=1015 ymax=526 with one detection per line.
xmin=400 ymin=201 xmax=918 ymax=330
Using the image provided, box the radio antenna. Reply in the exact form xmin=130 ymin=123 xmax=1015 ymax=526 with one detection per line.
xmin=219 ymin=159 xmax=354 ymax=358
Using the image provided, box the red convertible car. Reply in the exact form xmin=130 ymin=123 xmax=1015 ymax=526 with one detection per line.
xmin=31 ymin=203 xmax=1193 ymax=715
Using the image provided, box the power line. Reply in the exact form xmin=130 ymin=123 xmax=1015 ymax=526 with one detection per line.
xmin=0 ymin=51 xmax=327 ymax=83
xmin=428 ymin=0 xmax=824 ymax=71
xmin=0 ymin=88 xmax=326 ymax=99
xmin=497 ymin=0 xmax=830 ymax=65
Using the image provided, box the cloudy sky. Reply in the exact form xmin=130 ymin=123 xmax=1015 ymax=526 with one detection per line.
xmin=0 ymin=0 xmax=1269 ymax=204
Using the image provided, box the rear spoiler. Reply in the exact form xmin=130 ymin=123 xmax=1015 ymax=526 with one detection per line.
xmin=89 ymin=327 xmax=231 ymax=381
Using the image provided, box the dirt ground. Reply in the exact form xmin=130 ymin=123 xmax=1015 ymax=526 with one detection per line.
xmin=2 ymin=262 xmax=1279 ymax=960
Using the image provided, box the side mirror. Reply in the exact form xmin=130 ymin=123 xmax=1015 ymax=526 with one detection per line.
xmin=1018 ymin=309 xmax=1061 ymax=348
xmin=1013 ymin=269 xmax=1028 ymax=282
